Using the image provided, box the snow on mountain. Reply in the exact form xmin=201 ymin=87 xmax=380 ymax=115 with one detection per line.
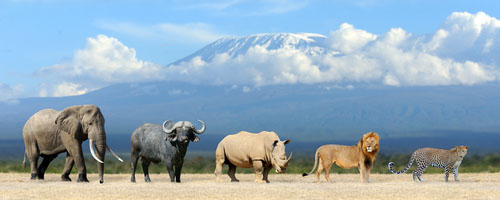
xmin=173 ymin=33 xmax=332 ymax=64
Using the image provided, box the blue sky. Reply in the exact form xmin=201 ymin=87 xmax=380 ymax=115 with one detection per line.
xmin=1 ymin=0 xmax=500 ymax=101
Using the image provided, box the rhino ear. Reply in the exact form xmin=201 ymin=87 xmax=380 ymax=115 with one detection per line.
xmin=283 ymin=139 xmax=290 ymax=145
xmin=273 ymin=140 xmax=279 ymax=146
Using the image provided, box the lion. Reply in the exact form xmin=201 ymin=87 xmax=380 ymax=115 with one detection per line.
xmin=302 ymin=132 xmax=380 ymax=183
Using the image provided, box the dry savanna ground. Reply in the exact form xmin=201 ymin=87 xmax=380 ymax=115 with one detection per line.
xmin=1 ymin=172 xmax=500 ymax=200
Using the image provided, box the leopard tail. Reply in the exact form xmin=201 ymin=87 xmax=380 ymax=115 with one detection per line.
xmin=388 ymin=153 xmax=415 ymax=174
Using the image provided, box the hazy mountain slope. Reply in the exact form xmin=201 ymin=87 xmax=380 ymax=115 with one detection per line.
xmin=1 ymin=82 xmax=500 ymax=141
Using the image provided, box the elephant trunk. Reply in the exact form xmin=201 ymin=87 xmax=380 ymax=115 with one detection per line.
xmin=90 ymin=129 xmax=106 ymax=184
xmin=94 ymin=139 xmax=106 ymax=184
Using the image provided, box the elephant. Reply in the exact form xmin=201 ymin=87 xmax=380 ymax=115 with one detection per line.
xmin=130 ymin=120 xmax=206 ymax=183
xmin=22 ymin=105 xmax=123 ymax=183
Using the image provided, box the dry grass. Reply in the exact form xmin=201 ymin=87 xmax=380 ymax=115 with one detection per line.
xmin=1 ymin=172 xmax=500 ymax=199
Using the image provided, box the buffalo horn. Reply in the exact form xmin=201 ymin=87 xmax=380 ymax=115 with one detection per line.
xmin=162 ymin=120 xmax=175 ymax=133
xmin=194 ymin=120 xmax=206 ymax=134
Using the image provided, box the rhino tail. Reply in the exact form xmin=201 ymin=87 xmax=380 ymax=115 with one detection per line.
xmin=302 ymin=148 xmax=320 ymax=177
xmin=22 ymin=151 xmax=27 ymax=168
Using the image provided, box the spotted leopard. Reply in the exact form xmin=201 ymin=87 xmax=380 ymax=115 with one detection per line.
xmin=388 ymin=146 xmax=468 ymax=182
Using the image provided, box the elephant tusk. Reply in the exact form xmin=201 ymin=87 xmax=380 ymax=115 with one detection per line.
xmin=89 ymin=139 xmax=104 ymax=164
xmin=106 ymin=145 xmax=124 ymax=162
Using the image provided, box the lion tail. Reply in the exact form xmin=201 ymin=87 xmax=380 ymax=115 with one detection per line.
xmin=388 ymin=153 xmax=415 ymax=174
xmin=302 ymin=148 xmax=320 ymax=177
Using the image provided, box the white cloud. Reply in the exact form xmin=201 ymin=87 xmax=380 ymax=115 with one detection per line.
xmin=33 ymin=12 xmax=500 ymax=98
xmin=166 ymin=11 xmax=500 ymax=87
xmin=327 ymin=23 xmax=377 ymax=53
xmin=36 ymin=34 xmax=164 ymax=97
xmin=51 ymin=82 xmax=89 ymax=97
xmin=96 ymin=21 xmax=224 ymax=44
xmin=0 ymin=83 xmax=23 ymax=103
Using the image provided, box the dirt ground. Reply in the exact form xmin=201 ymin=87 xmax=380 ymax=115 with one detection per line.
xmin=1 ymin=172 xmax=500 ymax=199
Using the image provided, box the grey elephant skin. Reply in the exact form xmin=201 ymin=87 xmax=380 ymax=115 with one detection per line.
xmin=130 ymin=120 xmax=206 ymax=183
xmin=215 ymin=131 xmax=292 ymax=183
xmin=22 ymin=105 xmax=123 ymax=183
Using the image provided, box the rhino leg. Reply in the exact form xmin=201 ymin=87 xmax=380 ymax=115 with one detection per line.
xmin=262 ymin=166 xmax=272 ymax=183
xmin=227 ymin=163 xmax=239 ymax=182
xmin=214 ymin=162 xmax=224 ymax=182
xmin=252 ymin=160 xmax=266 ymax=183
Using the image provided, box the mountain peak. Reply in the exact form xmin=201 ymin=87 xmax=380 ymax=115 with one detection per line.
xmin=172 ymin=33 xmax=328 ymax=64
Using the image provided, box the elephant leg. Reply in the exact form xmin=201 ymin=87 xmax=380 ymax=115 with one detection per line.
xmin=130 ymin=153 xmax=140 ymax=183
xmin=141 ymin=158 xmax=151 ymax=182
xmin=62 ymin=137 xmax=87 ymax=182
xmin=227 ymin=163 xmax=239 ymax=182
xmin=262 ymin=166 xmax=272 ymax=183
xmin=252 ymin=160 xmax=266 ymax=183
xmin=165 ymin=161 xmax=175 ymax=182
xmin=174 ymin=161 xmax=183 ymax=183
xmin=61 ymin=153 xmax=74 ymax=181
xmin=37 ymin=154 xmax=58 ymax=180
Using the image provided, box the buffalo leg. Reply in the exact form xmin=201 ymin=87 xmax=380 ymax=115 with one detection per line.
xmin=252 ymin=160 xmax=266 ymax=183
xmin=130 ymin=152 xmax=139 ymax=183
xmin=165 ymin=161 xmax=175 ymax=182
xmin=37 ymin=154 xmax=58 ymax=180
xmin=227 ymin=163 xmax=239 ymax=182
xmin=262 ymin=166 xmax=272 ymax=183
xmin=141 ymin=158 xmax=151 ymax=182
xmin=61 ymin=153 xmax=74 ymax=181
xmin=174 ymin=161 xmax=183 ymax=183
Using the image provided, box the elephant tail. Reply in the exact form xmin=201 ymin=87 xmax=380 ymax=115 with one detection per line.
xmin=22 ymin=151 xmax=27 ymax=168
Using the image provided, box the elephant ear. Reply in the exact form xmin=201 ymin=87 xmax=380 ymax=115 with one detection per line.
xmin=55 ymin=108 xmax=82 ymax=139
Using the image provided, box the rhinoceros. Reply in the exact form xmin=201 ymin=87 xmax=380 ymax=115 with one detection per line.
xmin=214 ymin=131 xmax=292 ymax=183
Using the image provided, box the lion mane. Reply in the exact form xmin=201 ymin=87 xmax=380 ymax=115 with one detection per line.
xmin=302 ymin=132 xmax=380 ymax=183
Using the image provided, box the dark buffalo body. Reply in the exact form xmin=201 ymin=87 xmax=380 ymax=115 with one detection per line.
xmin=130 ymin=120 xmax=205 ymax=183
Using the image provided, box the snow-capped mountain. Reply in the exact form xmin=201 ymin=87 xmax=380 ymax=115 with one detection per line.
xmin=173 ymin=33 xmax=331 ymax=64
